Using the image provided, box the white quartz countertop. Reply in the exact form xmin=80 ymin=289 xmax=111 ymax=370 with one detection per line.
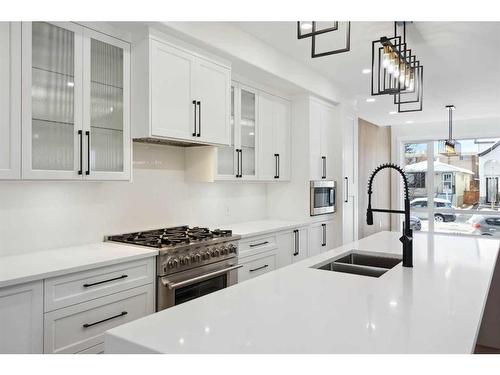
xmin=0 ymin=242 xmax=158 ymax=288
xmin=105 ymin=231 xmax=500 ymax=354
xmin=222 ymin=219 xmax=321 ymax=238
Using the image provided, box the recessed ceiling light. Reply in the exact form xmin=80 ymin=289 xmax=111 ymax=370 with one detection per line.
xmin=362 ymin=68 xmax=371 ymax=74
xmin=389 ymin=111 xmax=397 ymax=115
xmin=366 ymin=98 xmax=376 ymax=103
xmin=405 ymin=120 xmax=414 ymax=124
xmin=300 ymin=22 xmax=312 ymax=31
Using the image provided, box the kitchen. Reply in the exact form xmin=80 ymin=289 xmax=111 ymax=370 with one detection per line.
xmin=1 ymin=1 xmax=500 ymax=373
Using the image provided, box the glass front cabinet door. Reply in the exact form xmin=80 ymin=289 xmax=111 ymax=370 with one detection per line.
xmin=216 ymin=82 xmax=257 ymax=180
xmin=21 ymin=22 xmax=130 ymax=180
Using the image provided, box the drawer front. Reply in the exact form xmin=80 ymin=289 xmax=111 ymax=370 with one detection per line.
xmin=76 ymin=342 xmax=104 ymax=354
xmin=238 ymin=253 xmax=276 ymax=283
xmin=239 ymin=235 xmax=277 ymax=258
xmin=44 ymin=257 xmax=156 ymax=311
xmin=44 ymin=284 xmax=154 ymax=354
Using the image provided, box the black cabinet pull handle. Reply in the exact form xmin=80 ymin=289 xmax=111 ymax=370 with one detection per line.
xmin=249 ymin=264 xmax=269 ymax=273
xmin=322 ymin=223 xmax=326 ymax=246
xmin=78 ymin=130 xmax=83 ymax=175
xmin=277 ymin=154 xmax=280 ymax=179
xmin=83 ymin=274 xmax=128 ymax=288
xmin=85 ymin=131 xmax=90 ymax=175
xmin=83 ymin=311 xmax=128 ymax=328
xmin=274 ymin=153 xmax=279 ymax=179
xmin=322 ymin=156 xmax=326 ymax=179
xmin=235 ymin=149 xmax=241 ymax=178
xmin=197 ymin=101 xmax=201 ymax=137
xmin=239 ymin=148 xmax=243 ymax=177
xmin=249 ymin=241 xmax=269 ymax=248
xmin=344 ymin=176 xmax=349 ymax=203
xmin=293 ymin=229 xmax=299 ymax=256
xmin=192 ymin=100 xmax=197 ymax=136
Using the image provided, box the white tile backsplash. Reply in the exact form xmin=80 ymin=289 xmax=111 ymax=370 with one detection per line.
xmin=0 ymin=143 xmax=267 ymax=256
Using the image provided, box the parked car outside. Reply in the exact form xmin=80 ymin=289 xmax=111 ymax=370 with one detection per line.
xmin=409 ymin=216 xmax=421 ymax=231
xmin=468 ymin=215 xmax=500 ymax=237
xmin=410 ymin=197 xmax=457 ymax=222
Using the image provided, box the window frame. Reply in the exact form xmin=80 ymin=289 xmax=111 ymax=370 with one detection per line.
xmin=398 ymin=137 xmax=500 ymax=237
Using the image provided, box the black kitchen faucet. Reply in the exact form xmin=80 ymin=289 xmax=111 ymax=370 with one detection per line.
xmin=366 ymin=163 xmax=413 ymax=267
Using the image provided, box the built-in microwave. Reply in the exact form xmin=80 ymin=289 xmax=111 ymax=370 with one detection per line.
xmin=310 ymin=180 xmax=336 ymax=216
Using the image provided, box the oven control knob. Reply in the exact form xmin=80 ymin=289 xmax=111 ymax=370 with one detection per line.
xmin=195 ymin=253 xmax=202 ymax=262
xmin=228 ymin=244 xmax=237 ymax=253
xmin=172 ymin=258 xmax=180 ymax=268
xmin=204 ymin=251 xmax=211 ymax=260
xmin=214 ymin=249 xmax=220 ymax=257
xmin=166 ymin=261 xmax=173 ymax=269
xmin=220 ymin=247 xmax=227 ymax=255
xmin=182 ymin=256 xmax=190 ymax=265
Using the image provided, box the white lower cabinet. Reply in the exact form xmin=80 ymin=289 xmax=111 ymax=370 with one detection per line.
xmin=0 ymin=281 xmax=43 ymax=353
xmin=44 ymin=284 xmax=154 ymax=354
xmin=239 ymin=252 xmax=277 ymax=283
xmin=276 ymin=227 xmax=309 ymax=267
xmin=42 ymin=258 xmax=155 ymax=354
xmin=309 ymin=220 xmax=334 ymax=257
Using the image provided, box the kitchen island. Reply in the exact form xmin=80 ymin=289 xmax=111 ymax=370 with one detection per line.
xmin=105 ymin=231 xmax=499 ymax=353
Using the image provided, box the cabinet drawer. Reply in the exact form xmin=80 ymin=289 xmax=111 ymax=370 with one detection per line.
xmin=238 ymin=253 xmax=276 ymax=283
xmin=44 ymin=284 xmax=154 ymax=354
xmin=76 ymin=342 xmax=104 ymax=354
xmin=239 ymin=235 xmax=277 ymax=257
xmin=44 ymin=257 xmax=155 ymax=311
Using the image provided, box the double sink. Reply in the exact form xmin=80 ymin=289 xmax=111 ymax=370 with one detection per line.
xmin=313 ymin=251 xmax=402 ymax=278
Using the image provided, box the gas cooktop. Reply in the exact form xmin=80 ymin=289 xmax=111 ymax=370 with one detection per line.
xmin=107 ymin=226 xmax=235 ymax=249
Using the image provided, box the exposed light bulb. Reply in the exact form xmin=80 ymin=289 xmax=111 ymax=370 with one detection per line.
xmin=382 ymin=46 xmax=391 ymax=68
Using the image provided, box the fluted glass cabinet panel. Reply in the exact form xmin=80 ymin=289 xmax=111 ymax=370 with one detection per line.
xmin=31 ymin=22 xmax=75 ymax=171
xmin=217 ymin=86 xmax=236 ymax=176
xmin=240 ymin=88 xmax=256 ymax=177
xmin=89 ymin=38 xmax=124 ymax=172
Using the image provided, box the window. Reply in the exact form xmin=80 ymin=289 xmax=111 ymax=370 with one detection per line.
xmin=442 ymin=173 xmax=453 ymax=193
xmin=408 ymin=172 xmax=426 ymax=188
xmin=401 ymin=137 xmax=500 ymax=238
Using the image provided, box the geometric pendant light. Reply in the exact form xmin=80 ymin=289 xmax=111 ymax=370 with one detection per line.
xmin=371 ymin=21 xmax=424 ymax=113
xmin=297 ymin=21 xmax=351 ymax=57
xmin=440 ymin=105 xmax=461 ymax=156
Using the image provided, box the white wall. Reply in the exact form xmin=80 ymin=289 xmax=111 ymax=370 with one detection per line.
xmin=0 ymin=143 xmax=268 ymax=256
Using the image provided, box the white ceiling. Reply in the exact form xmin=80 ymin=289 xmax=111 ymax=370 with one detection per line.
xmin=230 ymin=21 xmax=500 ymax=127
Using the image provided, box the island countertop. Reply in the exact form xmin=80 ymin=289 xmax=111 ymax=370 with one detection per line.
xmin=105 ymin=231 xmax=500 ymax=354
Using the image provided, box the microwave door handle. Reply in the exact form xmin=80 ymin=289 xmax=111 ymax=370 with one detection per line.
xmin=331 ymin=187 xmax=335 ymax=206
xmin=161 ymin=264 xmax=243 ymax=290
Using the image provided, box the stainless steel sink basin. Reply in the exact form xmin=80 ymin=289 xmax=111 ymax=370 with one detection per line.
xmin=335 ymin=253 xmax=402 ymax=269
xmin=312 ymin=251 xmax=402 ymax=278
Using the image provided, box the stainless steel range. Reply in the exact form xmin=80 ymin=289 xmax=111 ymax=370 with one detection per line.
xmin=107 ymin=226 xmax=241 ymax=311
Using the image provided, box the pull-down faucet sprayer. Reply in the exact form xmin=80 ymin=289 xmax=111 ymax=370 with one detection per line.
xmin=367 ymin=163 xmax=413 ymax=267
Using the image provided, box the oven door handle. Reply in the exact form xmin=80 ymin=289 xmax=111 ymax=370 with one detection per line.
xmin=161 ymin=264 xmax=243 ymax=290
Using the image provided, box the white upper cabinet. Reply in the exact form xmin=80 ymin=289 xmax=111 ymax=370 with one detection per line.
xmin=0 ymin=22 xmax=21 ymax=180
xmin=263 ymin=94 xmax=290 ymax=181
xmin=133 ymin=35 xmax=231 ymax=147
xmin=21 ymin=22 xmax=131 ymax=180
xmin=214 ymin=82 xmax=291 ymax=182
xmin=195 ymin=57 xmax=231 ymax=145
xmin=309 ymin=98 xmax=337 ymax=181
xmin=83 ymin=28 xmax=131 ymax=181
xmin=150 ymin=40 xmax=195 ymax=140
xmin=216 ymin=83 xmax=258 ymax=180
